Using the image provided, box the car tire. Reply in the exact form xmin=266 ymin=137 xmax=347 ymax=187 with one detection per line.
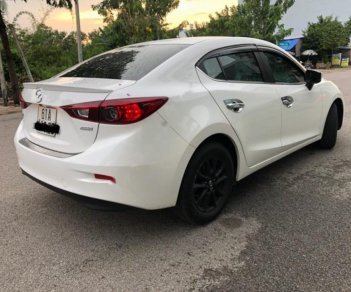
xmin=175 ymin=142 xmax=235 ymax=224
xmin=318 ymin=103 xmax=338 ymax=149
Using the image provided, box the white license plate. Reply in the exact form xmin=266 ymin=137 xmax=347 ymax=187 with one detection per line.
xmin=37 ymin=105 xmax=57 ymax=124
xmin=36 ymin=106 xmax=59 ymax=136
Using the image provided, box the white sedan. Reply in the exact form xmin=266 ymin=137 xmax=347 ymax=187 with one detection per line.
xmin=15 ymin=37 xmax=344 ymax=224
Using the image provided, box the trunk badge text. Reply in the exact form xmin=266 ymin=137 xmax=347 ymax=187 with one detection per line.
xmin=80 ymin=127 xmax=94 ymax=131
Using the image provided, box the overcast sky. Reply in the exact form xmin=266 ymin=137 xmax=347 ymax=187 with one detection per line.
xmin=6 ymin=0 xmax=238 ymax=33
xmin=281 ymin=0 xmax=351 ymax=38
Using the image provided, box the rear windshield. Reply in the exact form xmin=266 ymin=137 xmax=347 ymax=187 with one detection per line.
xmin=61 ymin=44 xmax=189 ymax=80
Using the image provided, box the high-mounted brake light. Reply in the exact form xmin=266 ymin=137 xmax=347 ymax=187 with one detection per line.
xmin=62 ymin=97 xmax=168 ymax=124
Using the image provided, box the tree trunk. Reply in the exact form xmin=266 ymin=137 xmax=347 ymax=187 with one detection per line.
xmin=74 ymin=0 xmax=83 ymax=63
xmin=156 ymin=16 xmax=160 ymax=40
xmin=0 ymin=48 xmax=7 ymax=106
xmin=0 ymin=12 xmax=20 ymax=105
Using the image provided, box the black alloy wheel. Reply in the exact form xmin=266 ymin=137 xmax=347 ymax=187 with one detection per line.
xmin=176 ymin=142 xmax=235 ymax=224
xmin=193 ymin=157 xmax=229 ymax=213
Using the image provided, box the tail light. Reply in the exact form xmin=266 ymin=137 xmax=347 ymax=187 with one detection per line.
xmin=62 ymin=97 xmax=168 ymax=124
xmin=19 ymin=94 xmax=29 ymax=109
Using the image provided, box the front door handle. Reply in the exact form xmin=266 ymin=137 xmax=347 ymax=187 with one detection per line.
xmin=224 ymin=99 xmax=245 ymax=113
xmin=281 ymin=96 xmax=294 ymax=108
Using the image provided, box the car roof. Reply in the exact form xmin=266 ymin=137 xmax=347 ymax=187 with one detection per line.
xmin=127 ymin=36 xmax=274 ymax=48
xmin=133 ymin=36 xmax=306 ymax=84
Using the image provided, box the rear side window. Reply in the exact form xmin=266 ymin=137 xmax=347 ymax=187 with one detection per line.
xmin=218 ymin=52 xmax=263 ymax=82
xmin=62 ymin=44 xmax=189 ymax=80
xmin=200 ymin=58 xmax=225 ymax=79
xmin=198 ymin=51 xmax=263 ymax=82
xmin=263 ymin=52 xmax=305 ymax=84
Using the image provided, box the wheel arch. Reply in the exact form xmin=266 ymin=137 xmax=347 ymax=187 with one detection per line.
xmin=184 ymin=123 xmax=248 ymax=182
xmin=333 ymin=98 xmax=344 ymax=130
xmin=196 ymin=134 xmax=238 ymax=176
xmin=185 ymin=125 xmax=247 ymax=183
xmin=172 ymin=123 xmax=247 ymax=208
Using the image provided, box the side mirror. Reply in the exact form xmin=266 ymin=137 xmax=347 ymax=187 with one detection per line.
xmin=305 ymin=69 xmax=322 ymax=90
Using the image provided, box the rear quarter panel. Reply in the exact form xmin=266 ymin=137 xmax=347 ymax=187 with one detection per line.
xmin=106 ymin=78 xmax=247 ymax=183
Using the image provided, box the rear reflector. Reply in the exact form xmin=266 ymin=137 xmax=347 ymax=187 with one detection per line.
xmin=94 ymin=174 xmax=116 ymax=184
xmin=62 ymin=97 xmax=168 ymax=124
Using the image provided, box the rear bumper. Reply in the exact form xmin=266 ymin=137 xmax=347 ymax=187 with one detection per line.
xmin=22 ymin=169 xmax=128 ymax=210
xmin=14 ymin=116 xmax=194 ymax=210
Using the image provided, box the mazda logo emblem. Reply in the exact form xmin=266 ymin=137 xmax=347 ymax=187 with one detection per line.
xmin=35 ymin=89 xmax=43 ymax=103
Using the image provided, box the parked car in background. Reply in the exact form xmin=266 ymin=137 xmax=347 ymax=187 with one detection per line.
xmin=15 ymin=37 xmax=344 ymax=224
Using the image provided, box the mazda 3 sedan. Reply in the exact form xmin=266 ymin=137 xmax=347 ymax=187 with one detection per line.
xmin=15 ymin=37 xmax=344 ymax=224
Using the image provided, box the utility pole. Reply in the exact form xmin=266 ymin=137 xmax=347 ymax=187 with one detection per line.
xmin=74 ymin=0 xmax=83 ymax=63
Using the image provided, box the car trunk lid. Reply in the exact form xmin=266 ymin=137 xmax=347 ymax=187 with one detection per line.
xmin=22 ymin=78 xmax=135 ymax=154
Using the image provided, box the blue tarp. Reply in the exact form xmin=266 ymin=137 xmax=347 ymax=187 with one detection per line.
xmin=278 ymin=39 xmax=299 ymax=51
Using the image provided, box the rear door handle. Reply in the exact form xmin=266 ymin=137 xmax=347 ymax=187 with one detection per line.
xmin=224 ymin=99 xmax=245 ymax=113
xmin=281 ymin=96 xmax=294 ymax=108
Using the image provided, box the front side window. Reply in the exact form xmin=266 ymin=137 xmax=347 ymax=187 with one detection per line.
xmin=218 ymin=52 xmax=263 ymax=82
xmin=263 ymin=52 xmax=305 ymax=84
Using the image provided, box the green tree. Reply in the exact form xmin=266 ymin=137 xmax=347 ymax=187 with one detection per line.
xmin=189 ymin=6 xmax=235 ymax=37
xmin=145 ymin=0 xmax=180 ymax=39
xmin=345 ymin=17 xmax=351 ymax=37
xmin=206 ymin=6 xmax=235 ymax=36
xmin=0 ymin=0 xmax=21 ymax=104
xmin=20 ymin=24 xmax=77 ymax=80
xmin=303 ymin=16 xmax=350 ymax=61
xmin=1 ymin=24 xmax=80 ymax=83
xmin=83 ymin=29 xmax=111 ymax=60
xmin=233 ymin=0 xmax=295 ymax=42
xmin=189 ymin=0 xmax=294 ymax=42
xmin=0 ymin=0 xmax=75 ymax=105
xmin=92 ymin=0 xmax=179 ymax=46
